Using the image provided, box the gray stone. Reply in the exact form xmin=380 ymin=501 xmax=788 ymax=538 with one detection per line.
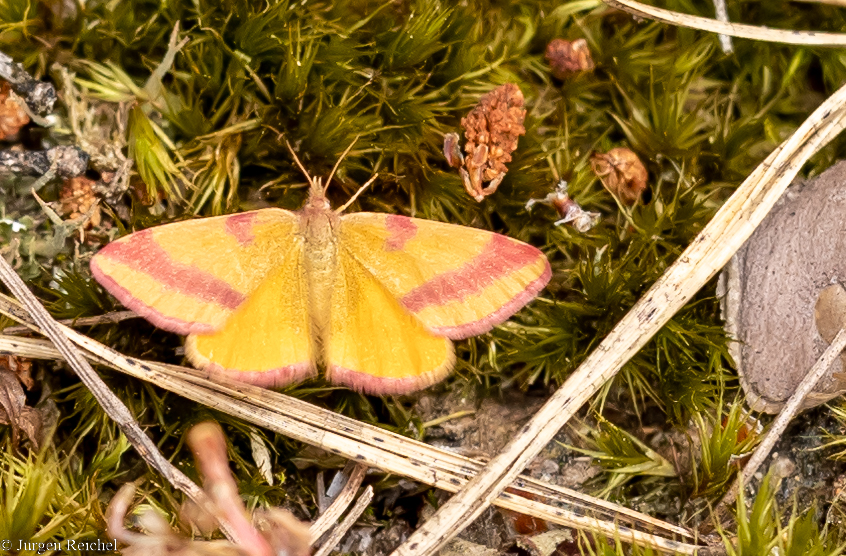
xmin=720 ymin=160 xmax=846 ymax=413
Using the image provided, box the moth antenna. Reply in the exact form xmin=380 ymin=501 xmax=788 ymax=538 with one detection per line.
xmin=283 ymin=138 xmax=317 ymax=192
xmin=335 ymin=174 xmax=378 ymax=214
xmin=324 ymin=135 xmax=361 ymax=194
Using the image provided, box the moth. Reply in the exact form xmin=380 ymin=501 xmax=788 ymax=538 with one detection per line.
xmin=91 ymin=164 xmax=551 ymax=395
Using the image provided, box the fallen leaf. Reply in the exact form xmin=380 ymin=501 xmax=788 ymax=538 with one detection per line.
xmin=2 ymin=355 xmax=34 ymax=390
xmin=0 ymin=364 xmax=25 ymax=446
xmin=249 ymin=430 xmax=274 ymax=485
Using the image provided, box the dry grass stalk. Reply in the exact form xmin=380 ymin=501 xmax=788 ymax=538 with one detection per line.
xmin=9 ymin=80 xmax=846 ymax=551
xmin=388 ymin=71 xmax=846 ymax=556
xmin=710 ymin=0 xmax=734 ymax=53
xmin=603 ymin=0 xmax=846 ymax=45
xmin=793 ymin=0 xmax=846 ymax=6
xmin=3 ymin=310 xmax=137 ymax=335
xmin=0 ymin=297 xmax=700 ymax=555
xmin=313 ymin=486 xmax=374 ymax=556
xmin=310 ymin=463 xmax=368 ymax=542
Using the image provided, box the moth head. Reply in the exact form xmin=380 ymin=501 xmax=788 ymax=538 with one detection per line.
xmin=306 ymin=178 xmax=331 ymax=210
xmin=283 ymin=135 xmax=374 ymax=214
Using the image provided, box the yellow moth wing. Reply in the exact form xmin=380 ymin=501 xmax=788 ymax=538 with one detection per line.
xmin=185 ymin=244 xmax=315 ymax=387
xmin=90 ymin=209 xmax=299 ymax=334
xmin=325 ymin=251 xmax=454 ymax=395
xmin=91 ymin=194 xmax=550 ymax=395
xmin=338 ymin=213 xmax=551 ymax=339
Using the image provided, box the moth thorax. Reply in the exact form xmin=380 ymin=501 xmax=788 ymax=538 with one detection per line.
xmin=302 ymin=209 xmax=339 ymax=353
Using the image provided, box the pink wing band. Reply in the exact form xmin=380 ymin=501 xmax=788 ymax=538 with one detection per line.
xmin=384 ymin=214 xmax=417 ymax=251
xmin=91 ymin=261 xmax=216 ymax=335
xmin=329 ymin=364 xmax=445 ymax=396
xmin=204 ymin=361 xmax=316 ymax=388
xmin=398 ymin=232 xmax=551 ymax=339
xmin=224 ymin=212 xmax=258 ymax=245
xmin=91 ymin=228 xmax=251 ymax=334
xmin=400 ymin=234 xmax=544 ymax=312
xmin=428 ymin=262 xmax=551 ymax=340
xmin=95 ymin=229 xmax=246 ymax=309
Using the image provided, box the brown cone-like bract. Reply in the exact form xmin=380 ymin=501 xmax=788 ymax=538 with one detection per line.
xmin=0 ymin=81 xmax=30 ymax=140
xmin=457 ymin=83 xmax=527 ymax=201
xmin=545 ymin=38 xmax=595 ymax=79
xmin=60 ymin=176 xmax=102 ymax=228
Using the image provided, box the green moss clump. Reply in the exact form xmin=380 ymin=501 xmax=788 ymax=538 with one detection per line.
xmin=2 ymin=0 xmax=846 ymax=549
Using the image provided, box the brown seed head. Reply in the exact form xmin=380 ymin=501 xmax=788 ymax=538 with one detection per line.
xmin=462 ymin=82 xmax=526 ymax=175
xmin=545 ymin=38 xmax=595 ymax=79
xmin=457 ymin=83 xmax=527 ymax=201
xmin=60 ymin=176 xmax=102 ymax=228
xmin=0 ymin=81 xmax=30 ymax=140
xmin=590 ymin=147 xmax=648 ymax=205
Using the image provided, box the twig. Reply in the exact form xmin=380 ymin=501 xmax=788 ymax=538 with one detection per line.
xmin=711 ymin=0 xmax=733 ymax=53
xmin=0 ymin=50 xmax=56 ymax=115
xmin=3 ymin=310 xmax=137 ymax=335
xmin=313 ymin=486 xmax=374 ymax=556
xmin=603 ymin=0 xmax=846 ymax=45
xmin=422 ymin=410 xmax=476 ymax=429
xmin=793 ymin=0 xmax=846 ymax=6
xmin=0 ymin=302 xmax=701 ymax=555
xmin=310 ymin=463 xmax=368 ymax=542
xmin=0 ymin=258 xmax=240 ymax=544
xmin=388 ymin=71 xmax=846 ymax=556
xmin=714 ymin=327 xmax=846 ymax=516
xmin=0 ymin=146 xmax=89 ymax=179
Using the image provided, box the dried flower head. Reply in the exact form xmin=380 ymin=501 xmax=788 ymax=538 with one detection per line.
xmin=60 ymin=176 xmax=102 ymax=228
xmin=545 ymin=39 xmax=595 ymax=79
xmin=447 ymin=83 xmax=526 ymax=201
xmin=0 ymin=81 xmax=30 ymax=140
xmin=590 ymin=148 xmax=648 ymax=205
xmin=526 ymin=181 xmax=600 ymax=233
xmin=107 ymin=422 xmax=312 ymax=556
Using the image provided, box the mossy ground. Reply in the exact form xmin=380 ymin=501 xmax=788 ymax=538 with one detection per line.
xmin=2 ymin=0 xmax=846 ymax=553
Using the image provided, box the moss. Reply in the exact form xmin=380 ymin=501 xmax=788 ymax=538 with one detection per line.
xmin=2 ymin=0 xmax=846 ymax=549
